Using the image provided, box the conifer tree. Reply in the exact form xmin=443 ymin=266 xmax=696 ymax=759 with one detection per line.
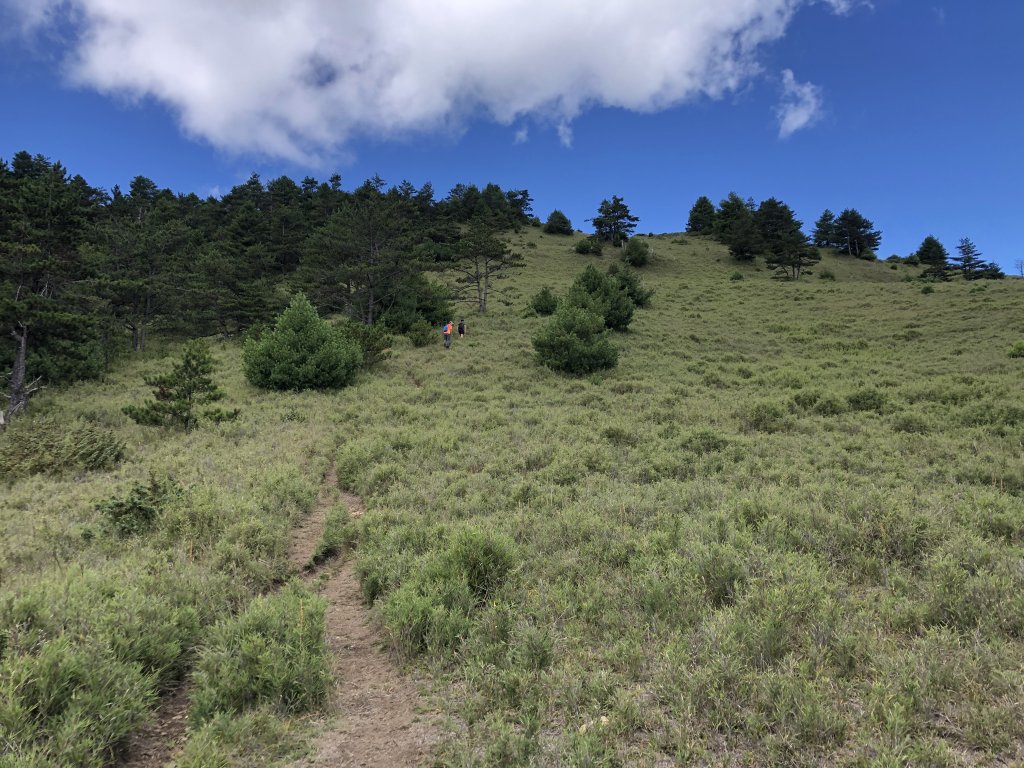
xmin=589 ymin=196 xmax=639 ymax=246
xmin=812 ymin=209 xmax=838 ymax=248
xmin=543 ymin=209 xmax=573 ymax=235
xmin=686 ymin=196 xmax=716 ymax=234
xmin=124 ymin=340 xmax=237 ymax=430
xmin=952 ymin=237 xmax=985 ymax=279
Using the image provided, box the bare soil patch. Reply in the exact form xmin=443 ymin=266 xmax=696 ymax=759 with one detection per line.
xmin=117 ymin=683 xmax=190 ymax=768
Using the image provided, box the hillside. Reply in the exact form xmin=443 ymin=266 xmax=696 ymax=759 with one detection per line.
xmin=2 ymin=231 xmax=1023 ymax=766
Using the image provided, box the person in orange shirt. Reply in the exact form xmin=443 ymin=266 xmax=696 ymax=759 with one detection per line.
xmin=443 ymin=320 xmax=453 ymax=349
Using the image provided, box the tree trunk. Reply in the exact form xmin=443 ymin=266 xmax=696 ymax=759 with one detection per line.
xmin=3 ymin=324 xmax=30 ymax=430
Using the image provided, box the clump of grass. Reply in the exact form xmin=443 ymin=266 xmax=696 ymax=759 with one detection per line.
xmin=310 ymin=502 xmax=351 ymax=566
xmin=189 ymin=584 xmax=330 ymax=724
xmin=176 ymin=707 xmax=312 ymax=768
xmin=1008 ymin=340 xmax=1024 ymax=358
xmin=380 ymin=527 xmax=517 ymax=657
xmin=0 ymin=415 xmax=124 ymax=482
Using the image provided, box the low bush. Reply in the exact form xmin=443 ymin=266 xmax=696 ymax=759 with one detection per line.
xmin=190 ymin=585 xmax=330 ymax=724
xmin=533 ymin=305 xmax=619 ymax=375
xmin=622 ymin=238 xmax=650 ymax=267
xmin=567 ymin=264 xmax=635 ymax=331
xmin=0 ymin=415 xmax=124 ymax=482
xmin=607 ymin=263 xmax=654 ymax=307
xmin=1008 ymin=341 xmax=1024 ymax=359
xmin=96 ymin=475 xmax=182 ymax=537
xmin=818 ymin=268 xmax=836 ymax=280
xmin=529 ymin=287 xmax=558 ymax=316
xmin=176 ymin=707 xmax=310 ymax=768
xmin=730 ymin=271 xmax=744 ymax=281
xmin=407 ymin=319 xmax=436 ymax=347
xmin=574 ymin=238 xmax=603 ymax=256
xmin=243 ymin=294 xmax=362 ymax=390
xmin=847 ymin=387 xmax=887 ymax=413
xmin=338 ymin=319 xmax=392 ymax=368
xmin=738 ymin=401 xmax=791 ymax=432
xmin=445 ymin=528 xmax=517 ymax=600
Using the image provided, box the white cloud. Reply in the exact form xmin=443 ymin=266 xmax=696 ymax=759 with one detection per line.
xmin=514 ymin=126 xmax=529 ymax=145
xmin=556 ymin=122 xmax=574 ymax=149
xmin=5 ymin=0 xmax=847 ymax=161
xmin=775 ymin=69 xmax=823 ymax=138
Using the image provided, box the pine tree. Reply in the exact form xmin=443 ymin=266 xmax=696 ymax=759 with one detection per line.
xmin=543 ymin=209 xmax=573 ymax=235
xmin=757 ymin=198 xmax=818 ymax=279
xmin=952 ymin=237 xmax=985 ymax=279
xmin=686 ymin=196 xmax=716 ymax=234
xmin=915 ymin=235 xmax=951 ymax=280
xmin=124 ymin=340 xmax=237 ymax=430
xmin=834 ymin=209 xmax=882 ymax=258
xmin=812 ymin=209 xmax=838 ymax=248
xmin=589 ymin=196 xmax=639 ymax=246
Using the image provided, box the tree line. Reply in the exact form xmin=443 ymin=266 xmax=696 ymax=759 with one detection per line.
xmin=0 ymin=150 xmax=530 ymax=428
xmin=687 ymin=193 xmax=1005 ymax=280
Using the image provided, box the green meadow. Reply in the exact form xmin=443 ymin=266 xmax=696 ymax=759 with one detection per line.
xmin=2 ymin=230 xmax=1023 ymax=766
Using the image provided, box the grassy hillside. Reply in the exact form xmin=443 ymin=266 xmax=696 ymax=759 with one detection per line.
xmin=2 ymin=230 xmax=1023 ymax=766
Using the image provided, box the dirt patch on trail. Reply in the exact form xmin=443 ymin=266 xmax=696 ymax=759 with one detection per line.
xmin=296 ymin=558 xmax=441 ymax=767
xmin=294 ymin=471 xmax=440 ymax=768
xmin=121 ymin=463 xmax=439 ymax=767
xmin=289 ymin=464 xmax=340 ymax=568
xmin=117 ymin=683 xmax=190 ymax=768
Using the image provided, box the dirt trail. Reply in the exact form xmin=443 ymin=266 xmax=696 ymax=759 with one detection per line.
xmin=119 ymin=463 xmax=438 ymax=767
xmin=295 ymin=468 xmax=442 ymax=768
xmin=118 ymin=684 xmax=190 ymax=768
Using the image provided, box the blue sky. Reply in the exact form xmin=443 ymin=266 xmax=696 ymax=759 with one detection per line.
xmin=1 ymin=1 xmax=1021 ymax=272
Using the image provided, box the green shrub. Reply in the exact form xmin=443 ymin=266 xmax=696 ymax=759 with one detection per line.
xmin=243 ymin=294 xmax=362 ymax=390
xmin=847 ymin=387 xmax=887 ymax=413
xmin=532 ymin=305 xmax=619 ymax=375
xmin=310 ymin=503 xmax=351 ymax=567
xmin=813 ymin=394 xmax=848 ymax=416
xmin=730 ymin=271 xmax=744 ymax=281
xmin=190 ymin=585 xmax=330 ymax=724
xmin=622 ymin=238 xmax=650 ymax=267
xmin=818 ymin=268 xmax=836 ymax=281
xmin=921 ymin=285 xmax=935 ymax=295
xmin=607 ymin=263 xmax=653 ymax=307
xmin=96 ymin=475 xmax=181 ymax=537
xmin=739 ymin=401 xmax=791 ymax=432
xmin=407 ymin=318 xmax=436 ymax=347
xmin=574 ymin=238 xmax=603 ymax=256
xmin=1008 ymin=341 xmax=1024 ymax=359
xmin=338 ymin=319 xmax=392 ymax=368
xmin=566 ymin=264 xmax=635 ymax=331
xmin=529 ymin=287 xmax=558 ymax=316
xmin=0 ymin=416 xmax=124 ymax=481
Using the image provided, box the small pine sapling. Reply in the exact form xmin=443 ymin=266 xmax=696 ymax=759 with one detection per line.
xmin=124 ymin=340 xmax=238 ymax=430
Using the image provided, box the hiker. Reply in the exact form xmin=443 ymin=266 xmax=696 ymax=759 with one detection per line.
xmin=442 ymin=320 xmax=453 ymax=349
xmin=457 ymin=319 xmax=466 ymax=338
